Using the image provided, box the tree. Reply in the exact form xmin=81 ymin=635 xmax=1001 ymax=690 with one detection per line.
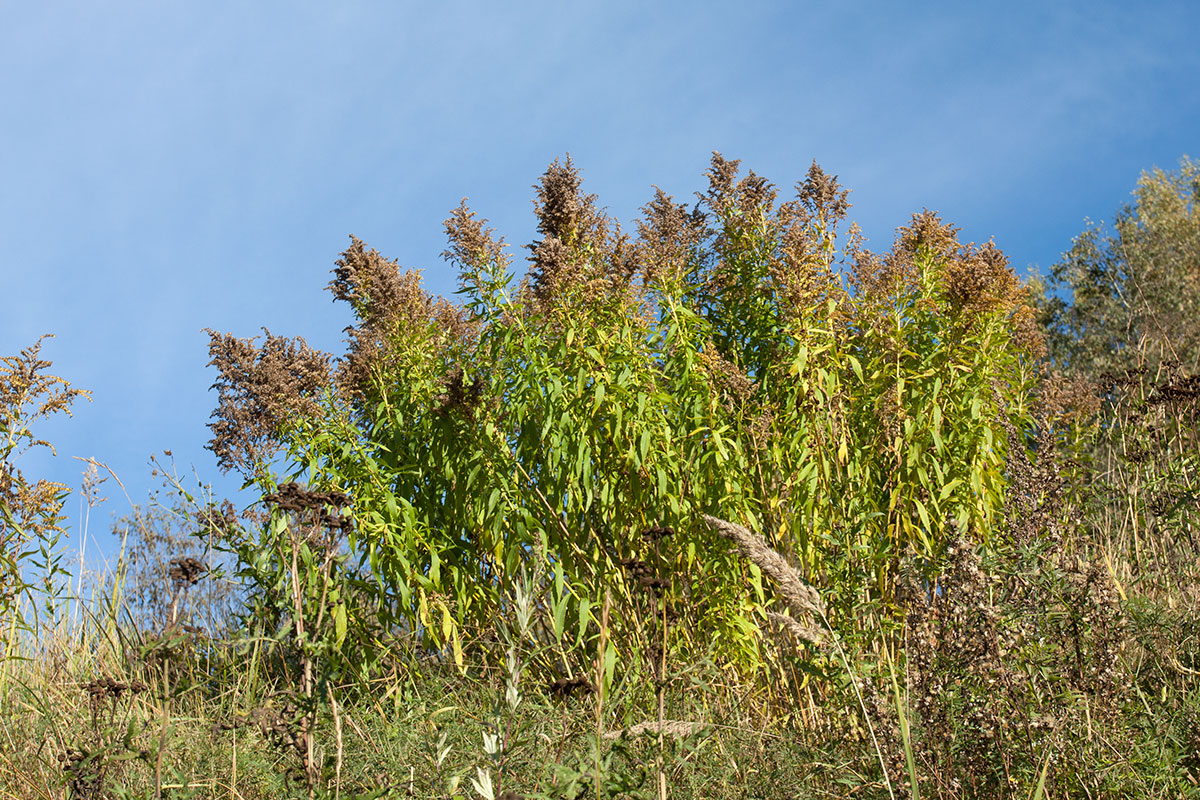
xmin=1040 ymin=156 xmax=1200 ymax=376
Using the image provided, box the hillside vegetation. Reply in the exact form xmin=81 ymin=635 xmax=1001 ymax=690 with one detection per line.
xmin=2 ymin=155 xmax=1197 ymax=799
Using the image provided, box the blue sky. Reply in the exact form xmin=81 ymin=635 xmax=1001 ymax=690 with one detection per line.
xmin=3 ymin=1 xmax=1198 ymax=566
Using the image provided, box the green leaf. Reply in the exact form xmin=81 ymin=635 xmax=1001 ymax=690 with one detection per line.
xmin=576 ymin=598 xmax=592 ymax=646
xmin=334 ymin=602 xmax=347 ymax=646
xmin=847 ymin=355 xmax=864 ymax=383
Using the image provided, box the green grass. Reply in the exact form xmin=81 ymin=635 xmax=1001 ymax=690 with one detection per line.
xmin=3 ymin=515 xmax=1198 ymax=800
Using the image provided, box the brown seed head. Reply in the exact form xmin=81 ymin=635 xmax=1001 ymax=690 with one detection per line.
xmin=204 ymin=329 xmax=332 ymax=475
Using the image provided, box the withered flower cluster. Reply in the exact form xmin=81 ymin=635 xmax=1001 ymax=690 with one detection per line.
xmin=168 ymin=556 xmax=207 ymax=588
xmin=443 ymin=200 xmax=508 ymax=275
xmin=618 ymin=556 xmax=667 ymax=599
xmin=850 ymin=210 xmax=1045 ymax=357
xmin=329 ymin=236 xmax=476 ymax=397
xmin=850 ymin=210 xmax=955 ymax=301
xmin=434 ymin=365 xmax=486 ymax=417
xmin=525 ymin=156 xmax=637 ymax=313
xmin=204 ymin=329 xmax=332 ymax=475
xmin=1037 ymin=371 xmax=1101 ymax=421
xmin=1148 ymin=363 xmax=1200 ymax=407
xmin=83 ymin=675 xmax=144 ymax=703
xmin=773 ymin=161 xmax=851 ymax=313
xmin=696 ymin=347 xmax=756 ymax=411
xmin=194 ymin=498 xmax=240 ymax=537
xmin=636 ymin=188 xmax=709 ymax=290
xmin=702 ymin=154 xmax=778 ymax=295
xmin=264 ymin=481 xmax=353 ymax=534
xmin=640 ymin=525 xmax=674 ymax=544
xmin=443 ymin=200 xmax=512 ymax=298
xmin=546 ymin=675 xmax=595 ymax=699
xmin=694 ymin=153 xmax=851 ymax=326
xmin=1 ymin=336 xmax=90 ymax=547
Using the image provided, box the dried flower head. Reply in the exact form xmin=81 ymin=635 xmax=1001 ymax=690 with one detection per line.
xmin=205 ymin=329 xmax=332 ymax=475
xmin=526 ymin=156 xmax=635 ymax=312
xmin=443 ymin=200 xmax=509 ymax=278
xmin=1038 ymin=371 xmax=1101 ymax=420
xmin=943 ymin=240 xmax=1022 ymax=314
xmin=636 ymin=187 xmax=710 ymax=290
xmin=796 ymin=160 xmax=851 ymax=225
xmin=1 ymin=337 xmax=90 ymax=563
xmin=641 ymin=525 xmax=674 ymax=544
xmin=168 ymin=556 xmax=207 ymax=588
xmin=264 ymin=481 xmax=353 ymax=535
xmin=329 ymin=236 xmax=476 ymax=397
xmin=434 ymin=365 xmax=487 ymax=417
xmin=547 ymin=675 xmax=595 ymax=699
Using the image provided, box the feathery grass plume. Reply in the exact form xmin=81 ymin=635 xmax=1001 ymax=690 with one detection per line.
xmin=701 ymin=515 xmax=825 ymax=644
xmin=602 ymin=719 xmax=704 ymax=740
xmin=766 ymin=611 xmax=824 ymax=647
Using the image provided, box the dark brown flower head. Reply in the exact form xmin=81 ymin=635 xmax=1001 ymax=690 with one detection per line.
xmin=83 ymin=676 xmax=139 ymax=702
xmin=194 ymin=498 xmax=239 ymax=538
xmin=329 ymin=236 xmax=410 ymax=317
xmin=618 ymin=557 xmax=653 ymax=581
xmin=641 ymin=525 xmax=674 ymax=543
xmin=434 ymin=365 xmax=486 ymax=416
xmin=533 ymin=155 xmax=595 ymax=243
xmin=772 ymin=195 xmax=846 ymax=315
xmin=1149 ymin=369 xmax=1200 ymax=407
xmin=265 ymin=481 xmax=351 ymax=512
xmin=264 ymin=481 xmax=354 ymax=538
xmin=525 ymin=157 xmax=637 ymax=313
xmin=205 ymin=329 xmax=332 ymax=475
xmin=169 ymin=556 xmax=207 ymax=587
xmin=547 ymin=675 xmax=595 ymax=699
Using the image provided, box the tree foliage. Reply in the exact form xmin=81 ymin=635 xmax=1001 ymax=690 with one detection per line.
xmin=1040 ymin=156 xmax=1200 ymax=376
